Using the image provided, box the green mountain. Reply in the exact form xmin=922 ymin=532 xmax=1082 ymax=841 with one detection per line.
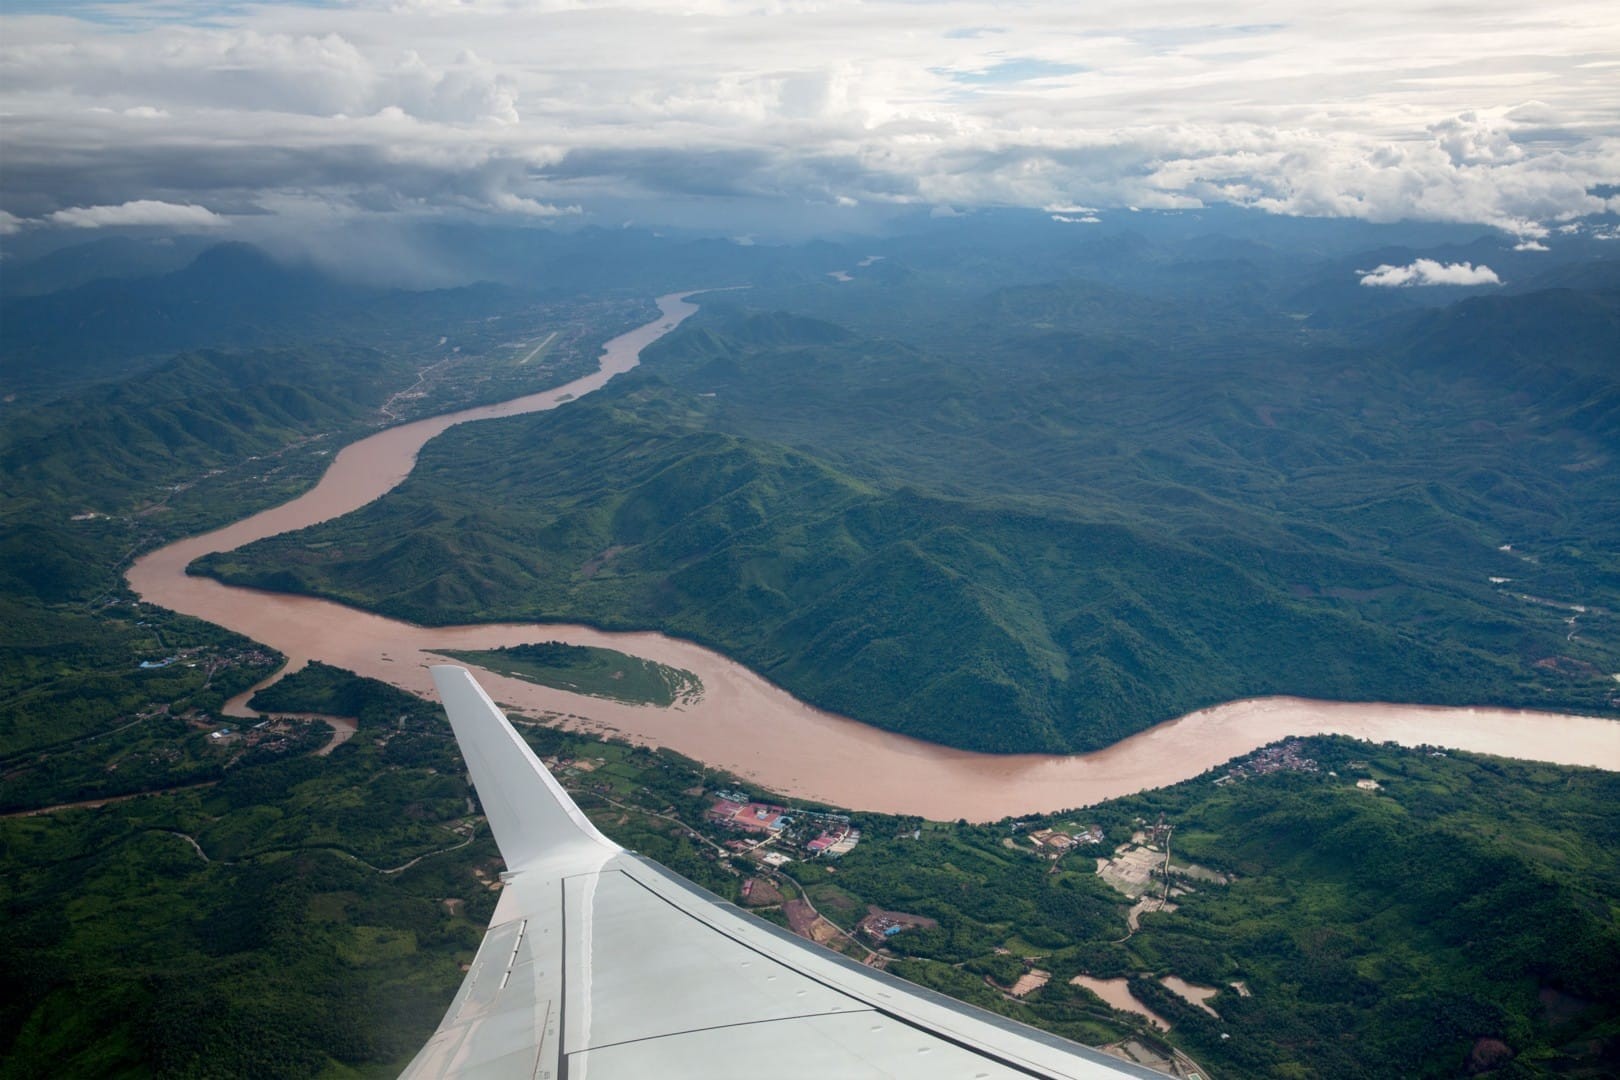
xmin=2 ymin=345 xmax=402 ymax=509
xmin=0 ymin=243 xmax=533 ymax=399
xmin=0 ymin=234 xmax=216 ymax=297
xmin=0 ymin=338 xmax=419 ymax=773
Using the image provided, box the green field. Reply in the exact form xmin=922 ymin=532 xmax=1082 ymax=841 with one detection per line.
xmin=439 ymin=642 xmax=702 ymax=707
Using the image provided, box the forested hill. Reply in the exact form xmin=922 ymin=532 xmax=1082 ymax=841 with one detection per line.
xmin=0 ymin=332 xmax=430 ymax=785
xmin=2 ymin=346 xmax=402 ymax=506
xmin=1395 ymin=287 xmax=1620 ymax=384
xmin=200 ymin=279 xmax=1620 ymax=753
xmin=0 ymin=242 xmax=522 ymax=398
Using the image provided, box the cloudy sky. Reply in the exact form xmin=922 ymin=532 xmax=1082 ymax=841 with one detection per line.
xmin=2 ymin=0 xmax=1618 ymax=239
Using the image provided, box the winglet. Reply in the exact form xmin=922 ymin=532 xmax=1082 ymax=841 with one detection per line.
xmin=430 ymin=665 xmax=620 ymax=872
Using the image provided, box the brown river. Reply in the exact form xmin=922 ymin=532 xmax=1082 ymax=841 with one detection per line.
xmin=128 ymin=292 xmax=1620 ymax=821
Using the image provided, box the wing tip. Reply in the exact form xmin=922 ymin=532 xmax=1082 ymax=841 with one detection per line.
xmin=431 ymin=663 xmax=621 ymax=871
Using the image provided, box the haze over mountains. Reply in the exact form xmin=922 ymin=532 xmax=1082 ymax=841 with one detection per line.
xmin=6 ymin=206 xmax=1615 ymax=395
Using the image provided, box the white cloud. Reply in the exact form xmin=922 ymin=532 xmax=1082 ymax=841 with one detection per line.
xmin=1358 ymin=259 xmax=1504 ymax=287
xmin=1051 ymin=213 xmax=1100 ymax=223
xmin=1513 ymin=239 xmax=1550 ymax=251
xmin=485 ymin=192 xmax=577 ymax=217
xmin=1428 ymin=111 xmax=1522 ymax=165
xmin=1 ymin=2 xmax=1617 ymax=233
xmin=0 ymin=210 xmax=23 ymax=235
xmin=46 ymin=200 xmax=228 ymax=229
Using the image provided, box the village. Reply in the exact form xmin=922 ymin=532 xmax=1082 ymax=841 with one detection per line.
xmin=703 ymin=789 xmax=862 ymax=859
xmin=1212 ymin=738 xmax=1320 ymax=786
xmin=134 ymin=642 xmax=278 ymax=679
xmin=200 ymin=713 xmax=336 ymax=758
xmin=1006 ymin=819 xmax=1108 ymax=856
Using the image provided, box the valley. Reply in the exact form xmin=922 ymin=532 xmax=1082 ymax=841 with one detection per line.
xmin=4 ymin=221 xmax=1618 ymax=1078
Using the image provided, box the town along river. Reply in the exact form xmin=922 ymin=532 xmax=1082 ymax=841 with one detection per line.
xmin=128 ymin=292 xmax=1620 ymax=821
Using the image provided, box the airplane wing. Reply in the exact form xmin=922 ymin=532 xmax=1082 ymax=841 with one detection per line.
xmin=402 ymin=665 xmax=1170 ymax=1079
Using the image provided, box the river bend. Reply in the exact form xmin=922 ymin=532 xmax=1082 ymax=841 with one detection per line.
xmin=128 ymin=292 xmax=1620 ymax=820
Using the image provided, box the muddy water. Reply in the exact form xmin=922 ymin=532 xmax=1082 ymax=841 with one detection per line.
xmin=128 ymin=293 xmax=1620 ymax=821
xmin=221 ymin=667 xmax=359 ymax=755
xmin=1070 ymin=976 xmax=1169 ymax=1030
xmin=1159 ymin=976 xmax=1221 ymax=1017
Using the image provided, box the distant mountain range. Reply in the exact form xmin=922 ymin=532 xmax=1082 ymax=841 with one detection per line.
xmin=7 ymin=211 xmax=1614 ymax=399
xmin=0 ymin=243 xmax=520 ymax=397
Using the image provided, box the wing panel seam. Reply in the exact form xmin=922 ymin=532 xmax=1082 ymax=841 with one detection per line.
xmin=557 ymin=879 xmax=570 ymax=1080
xmin=564 ymin=1007 xmax=877 ymax=1057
